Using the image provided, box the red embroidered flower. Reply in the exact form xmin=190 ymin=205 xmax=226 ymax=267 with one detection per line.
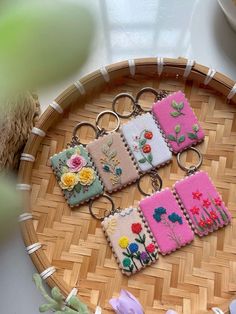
xmin=192 ymin=191 xmax=202 ymax=200
xmin=202 ymin=199 xmax=211 ymax=208
xmin=190 ymin=206 xmax=200 ymax=215
xmin=131 ymin=223 xmax=142 ymax=234
xmin=206 ymin=218 xmax=213 ymax=226
xmin=144 ymin=131 xmax=153 ymax=140
xmin=214 ymin=197 xmax=222 ymax=206
xmin=142 ymin=144 xmax=151 ymax=153
xmin=210 ymin=211 xmax=218 ymax=220
xmin=198 ymin=219 xmax=205 ymax=227
xmin=146 ymin=243 xmax=155 ymax=253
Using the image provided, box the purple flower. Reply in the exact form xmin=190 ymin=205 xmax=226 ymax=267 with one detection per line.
xmin=109 ymin=289 xmax=144 ymax=314
xmin=166 ymin=310 xmax=178 ymax=314
xmin=140 ymin=252 xmax=148 ymax=261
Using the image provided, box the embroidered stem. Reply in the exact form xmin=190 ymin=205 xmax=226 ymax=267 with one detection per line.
xmin=162 ymin=215 xmax=181 ymax=247
xmin=138 ymin=233 xmax=153 ymax=262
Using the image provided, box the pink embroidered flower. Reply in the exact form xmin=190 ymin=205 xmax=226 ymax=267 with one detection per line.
xmin=192 ymin=190 xmax=202 ymax=200
xmin=133 ymin=144 xmax=139 ymax=152
xmin=210 ymin=211 xmax=218 ymax=220
xmin=190 ymin=206 xmax=200 ymax=215
xmin=206 ymin=218 xmax=213 ymax=226
xmin=214 ymin=197 xmax=222 ymax=206
xmin=199 ymin=219 xmax=205 ymax=228
xmin=66 ymin=154 xmax=87 ymax=172
xmin=202 ymin=198 xmax=211 ymax=208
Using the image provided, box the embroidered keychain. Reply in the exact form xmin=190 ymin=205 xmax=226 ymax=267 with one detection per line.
xmin=174 ymin=147 xmax=231 ymax=236
xmin=112 ymin=87 xmax=172 ymax=172
xmin=152 ymin=91 xmax=205 ymax=153
xmin=89 ymin=195 xmax=159 ymax=276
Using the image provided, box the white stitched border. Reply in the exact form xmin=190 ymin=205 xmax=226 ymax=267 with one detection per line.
xmin=20 ymin=153 xmax=35 ymax=162
xmin=183 ymin=59 xmax=194 ymax=78
xmin=157 ymin=57 xmax=164 ymax=75
xmin=74 ymin=80 xmax=86 ymax=95
xmin=31 ymin=127 xmax=46 ymax=137
xmin=40 ymin=266 xmax=56 ymax=280
xmin=16 ymin=183 xmax=31 ymax=191
xmin=18 ymin=213 xmax=33 ymax=222
xmin=204 ymin=68 xmax=216 ymax=85
xmin=100 ymin=66 xmax=110 ymax=82
xmin=128 ymin=59 xmax=135 ymax=76
xmin=26 ymin=242 xmax=42 ymax=255
xmin=227 ymin=83 xmax=236 ymax=100
xmin=65 ymin=288 xmax=78 ymax=303
xmin=49 ymin=101 xmax=63 ymax=114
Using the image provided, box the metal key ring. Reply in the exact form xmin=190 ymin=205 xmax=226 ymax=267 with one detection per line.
xmin=95 ymin=110 xmax=120 ymax=135
xmin=137 ymin=170 xmax=163 ymax=196
xmin=112 ymin=93 xmax=136 ymax=118
xmin=89 ymin=194 xmax=115 ymax=220
xmin=72 ymin=121 xmax=98 ymax=146
xmin=135 ymin=87 xmax=160 ymax=113
xmin=177 ymin=147 xmax=203 ymax=175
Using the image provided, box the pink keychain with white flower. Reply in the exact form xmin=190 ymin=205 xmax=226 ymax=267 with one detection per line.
xmin=174 ymin=147 xmax=231 ymax=236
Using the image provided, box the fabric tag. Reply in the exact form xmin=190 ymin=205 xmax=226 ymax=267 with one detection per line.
xmin=121 ymin=113 xmax=172 ymax=172
xmin=50 ymin=145 xmax=103 ymax=207
xmin=102 ymin=207 xmax=158 ymax=276
xmin=174 ymin=171 xmax=231 ymax=236
xmin=152 ymin=91 xmax=204 ymax=153
xmin=139 ymin=188 xmax=194 ymax=255
xmin=87 ymin=133 xmax=139 ymax=193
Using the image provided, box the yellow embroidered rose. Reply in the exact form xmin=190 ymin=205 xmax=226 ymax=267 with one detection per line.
xmin=78 ymin=167 xmax=95 ymax=186
xmin=118 ymin=236 xmax=129 ymax=249
xmin=59 ymin=172 xmax=79 ymax=191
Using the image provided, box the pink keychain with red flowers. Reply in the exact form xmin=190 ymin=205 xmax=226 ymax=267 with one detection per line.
xmin=174 ymin=147 xmax=231 ymax=236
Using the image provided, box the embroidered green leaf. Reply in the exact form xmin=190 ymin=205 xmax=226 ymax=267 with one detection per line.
xmin=62 ymin=166 xmax=69 ymax=174
xmin=177 ymin=101 xmax=184 ymax=110
xmin=66 ymin=150 xmax=73 ymax=159
xmin=147 ymin=154 xmax=153 ymax=163
xmin=102 ymin=144 xmax=109 ymax=156
xmin=192 ymin=124 xmax=199 ymax=132
xmin=171 ymin=111 xmax=181 ymax=117
xmin=74 ymin=183 xmax=81 ymax=193
xmin=187 ymin=132 xmax=198 ymax=140
xmin=171 ymin=100 xmax=179 ymax=109
xmin=139 ymin=138 xmax=147 ymax=146
xmin=135 ymin=238 xmax=142 ymax=243
xmin=109 ymin=150 xmax=117 ymax=159
xmin=167 ymin=134 xmax=176 ymax=141
xmin=178 ymin=135 xmax=185 ymax=143
xmin=174 ymin=124 xmax=181 ymax=133
xmin=138 ymin=158 xmax=147 ymax=163
xmin=107 ymin=137 xmax=113 ymax=147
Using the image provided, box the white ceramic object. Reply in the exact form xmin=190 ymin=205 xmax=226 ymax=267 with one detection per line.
xmin=218 ymin=0 xmax=236 ymax=31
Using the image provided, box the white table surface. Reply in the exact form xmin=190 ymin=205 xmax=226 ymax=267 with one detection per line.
xmin=1 ymin=1 xmax=236 ymax=313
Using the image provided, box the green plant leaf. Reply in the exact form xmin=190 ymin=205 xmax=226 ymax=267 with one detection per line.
xmin=147 ymin=154 xmax=153 ymax=163
xmin=74 ymin=183 xmax=81 ymax=193
xmin=187 ymin=132 xmax=198 ymax=140
xmin=171 ymin=100 xmax=179 ymax=109
xmin=139 ymin=138 xmax=147 ymax=146
xmin=192 ymin=124 xmax=199 ymax=132
xmin=170 ymin=111 xmax=181 ymax=117
xmin=174 ymin=124 xmax=181 ymax=133
xmin=167 ymin=134 xmax=176 ymax=141
xmin=39 ymin=303 xmax=56 ymax=312
xmin=135 ymin=238 xmax=142 ymax=243
xmin=68 ymin=296 xmax=90 ymax=314
xmin=178 ymin=135 xmax=185 ymax=143
xmin=177 ymin=102 xmax=184 ymax=110
xmin=66 ymin=150 xmax=74 ymax=159
xmin=138 ymin=158 xmax=147 ymax=163
xmin=51 ymin=287 xmax=64 ymax=302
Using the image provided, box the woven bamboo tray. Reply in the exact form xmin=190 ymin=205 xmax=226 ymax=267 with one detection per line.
xmin=18 ymin=57 xmax=236 ymax=314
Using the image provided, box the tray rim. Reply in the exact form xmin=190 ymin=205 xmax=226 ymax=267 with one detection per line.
xmin=18 ymin=57 xmax=236 ymax=313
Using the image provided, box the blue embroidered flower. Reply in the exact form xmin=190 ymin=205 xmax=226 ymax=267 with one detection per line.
xmin=103 ymin=164 xmax=110 ymax=172
xmin=153 ymin=207 xmax=166 ymax=222
xmin=129 ymin=242 xmax=139 ymax=253
xmin=115 ymin=167 xmax=122 ymax=176
xmin=168 ymin=212 xmax=183 ymax=224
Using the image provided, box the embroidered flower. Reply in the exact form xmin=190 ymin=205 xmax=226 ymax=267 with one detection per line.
xmin=210 ymin=211 xmax=218 ymax=220
xmin=78 ymin=167 xmax=95 ymax=186
xmin=202 ymin=198 xmax=211 ymax=208
xmin=214 ymin=197 xmax=222 ymax=206
xmin=153 ymin=207 xmax=166 ymax=222
xmin=192 ymin=190 xmax=202 ymax=200
xmin=144 ymin=131 xmax=153 ymax=139
xmin=103 ymin=164 xmax=110 ymax=172
xmin=140 ymin=252 xmax=148 ymax=262
xmin=119 ymin=236 xmax=129 ymax=249
xmin=59 ymin=172 xmax=79 ymax=191
xmin=133 ymin=144 xmax=139 ymax=152
xmin=122 ymin=258 xmax=131 ymax=268
xmin=129 ymin=243 xmax=139 ymax=254
xmin=66 ymin=154 xmax=87 ymax=172
xmin=133 ymin=135 xmax=140 ymax=141
xmin=206 ymin=218 xmax=213 ymax=226
xmin=146 ymin=243 xmax=155 ymax=253
xmin=198 ymin=219 xmax=205 ymax=228
xmin=115 ymin=167 xmax=122 ymax=176
xmin=131 ymin=223 xmax=142 ymax=234
xmin=142 ymin=144 xmax=151 ymax=153
xmin=190 ymin=206 xmax=200 ymax=215
xmin=168 ymin=213 xmax=183 ymax=224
